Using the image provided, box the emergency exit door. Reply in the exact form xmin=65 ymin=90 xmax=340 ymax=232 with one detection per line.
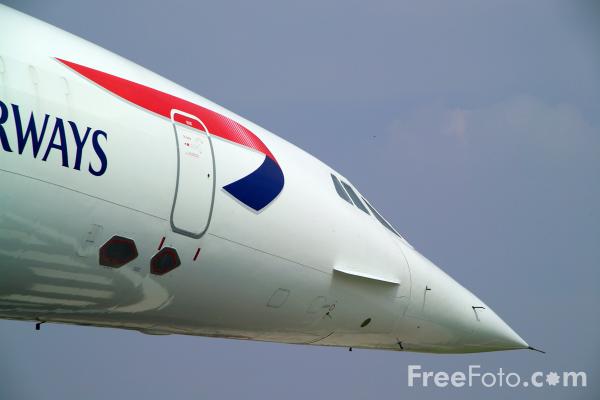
xmin=170 ymin=110 xmax=215 ymax=238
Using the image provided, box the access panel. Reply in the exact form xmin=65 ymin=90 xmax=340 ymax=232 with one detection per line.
xmin=170 ymin=110 xmax=215 ymax=238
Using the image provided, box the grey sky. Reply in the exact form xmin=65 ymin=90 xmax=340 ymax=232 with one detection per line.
xmin=1 ymin=1 xmax=598 ymax=399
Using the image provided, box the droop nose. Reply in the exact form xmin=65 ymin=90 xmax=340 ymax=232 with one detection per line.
xmin=467 ymin=298 xmax=529 ymax=351
xmin=440 ymin=278 xmax=529 ymax=353
xmin=398 ymin=246 xmax=529 ymax=353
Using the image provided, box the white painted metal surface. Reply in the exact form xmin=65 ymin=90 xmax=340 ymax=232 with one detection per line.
xmin=0 ymin=4 xmax=528 ymax=353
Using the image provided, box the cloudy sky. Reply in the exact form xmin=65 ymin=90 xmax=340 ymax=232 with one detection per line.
xmin=1 ymin=1 xmax=598 ymax=399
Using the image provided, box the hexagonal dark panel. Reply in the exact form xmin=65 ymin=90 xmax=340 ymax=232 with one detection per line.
xmin=99 ymin=235 xmax=138 ymax=268
xmin=150 ymin=247 xmax=181 ymax=276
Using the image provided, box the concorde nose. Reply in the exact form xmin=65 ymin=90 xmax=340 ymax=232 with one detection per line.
xmin=432 ymin=277 xmax=529 ymax=352
xmin=463 ymin=288 xmax=529 ymax=351
xmin=431 ymin=270 xmax=530 ymax=352
xmin=400 ymin=247 xmax=529 ymax=353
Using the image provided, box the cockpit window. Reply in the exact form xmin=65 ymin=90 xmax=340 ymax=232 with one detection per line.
xmin=341 ymin=181 xmax=370 ymax=214
xmin=331 ymin=174 xmax=352 ymax=204
xmin=362 ymin=197 xmax=400 ymax=236
xmin=330 ymin=172 xmax=404 ymax=238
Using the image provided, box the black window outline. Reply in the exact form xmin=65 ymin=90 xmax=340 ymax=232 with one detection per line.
xmin=331 ymin=174 xmax=352 ymax=204
xmin=329 ymin=171 xmax=404 ymax=238
xmin=341 ymin=181 xmax=370 ymax=214
xmin=361 ymin=196 xmax=401 ymax=237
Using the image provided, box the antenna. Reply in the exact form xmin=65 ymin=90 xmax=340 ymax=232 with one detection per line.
xmin=528 ymin=346 xmax=546 ymax=354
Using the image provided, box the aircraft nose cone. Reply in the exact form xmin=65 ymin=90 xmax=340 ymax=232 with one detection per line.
xmin=398 ymin=246 xmax=529 ymax=353
xmin=469 ymin=302 xmax=528 ymax=351
xmin=443 ymin=279 xmax=529 ymax=352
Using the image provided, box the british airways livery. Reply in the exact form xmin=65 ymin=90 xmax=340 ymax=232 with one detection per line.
xmin=0 ymin=5 xmax=533 ymax=353
xmin=0 ymin=100 xmax=108 ymax=176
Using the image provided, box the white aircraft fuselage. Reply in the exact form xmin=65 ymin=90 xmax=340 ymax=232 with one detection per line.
xmin=0 ymin=6 xmax=528 ymax=353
